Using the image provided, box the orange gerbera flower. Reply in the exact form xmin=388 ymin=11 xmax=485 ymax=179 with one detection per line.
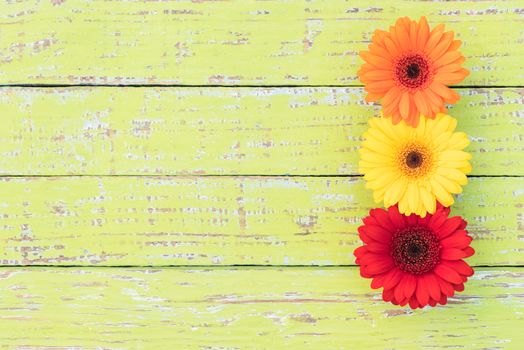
xmin=358 ymin=17 xmax=469 ymax=127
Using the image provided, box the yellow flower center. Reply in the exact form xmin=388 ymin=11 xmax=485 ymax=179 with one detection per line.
xmin=396 ymin=142 xmax=434 ymax=179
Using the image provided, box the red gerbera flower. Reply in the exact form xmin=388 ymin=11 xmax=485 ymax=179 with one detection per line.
xmin=354 ymin=204 xmax=474 ymax=309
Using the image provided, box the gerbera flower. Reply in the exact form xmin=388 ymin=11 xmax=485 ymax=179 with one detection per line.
xmin=358 ymin=16 xmax=469 ymax=127
xmin=359 ymin=113 xmax=471 ymax=217
xmin=354 ymin=205 xmax=474 ymax=309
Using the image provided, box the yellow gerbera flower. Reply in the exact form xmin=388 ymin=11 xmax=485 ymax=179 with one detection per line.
xmin=359 ymin=113 xmax=471 ymax=217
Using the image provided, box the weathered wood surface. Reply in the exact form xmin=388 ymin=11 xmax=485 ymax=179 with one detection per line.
xmin=0 ymin=176 xmax=521 ymax=266
xmin=0 ymin=267 xmax=522 ymax=349
xmin=0 ymin=0 xmax=523 ymax=85
xmin=0 ymin=87 xmax=521 ymax=176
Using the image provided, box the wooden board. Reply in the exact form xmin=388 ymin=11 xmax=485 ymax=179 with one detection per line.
xmin=0 ymin=87 xmax=522 ymax=176
xmin=0 ymin=176 xmax=521 ymax=266
xmin=0 ymin=0 xmax=523 ymax=85
xmin=0 ymin=267 xmax=522 ymax=349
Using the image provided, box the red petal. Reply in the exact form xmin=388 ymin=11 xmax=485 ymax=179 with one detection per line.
xmin=406 ymin=214 xmax=418 ymax=226
xmin=370 ymin=208 xmax=395 ymax=229
xmin=383 ymin=269 xmax=403 ymax=290
xmin=371 ymin=274 xmax=386 ymax=289
xmin=358 ymin=229 xmax=373 ymax=244
xmin=417 ymin=214 xmax=431 ymax=226
xmin=463 ymin=246 xmax=475 ymax=258
xmin=394 ymin=282 xmax=404 ymax=303
xmin=403 ymin=274 xmax=417 ymax=299
xmin=364 ymin=259 xmax=395 ymax=275
xmin=382 ymin=288 xmax=394 ymax=302
xmin=360 ymin=267 xmax=372 ymax=278
xmin=439 ymin=295 xmax=448 ymax=306
xmin=428 ymin=298 xmax=437 ymax=307
xmin=354 ymin=246 xmax=367 ymax=258
xmin=363 ymin=215 xmax=379 ymax=226
xmin=434 ymin=264 xmax=463 ymax=284
xmin=437 ymin=216 xmax=465 ymax=239
xmin=445 ymin=260 xmax=474 ymax=277
xmin=429 ymin=208 xmax=448 ymax=230
xmin=438 ymin=277 xmax=454 ymax=297
xmin=453 ymin=283 xmax=465 ymax=292
xmin=398 ymin=297 xmax=409 ymax=307
xmin=409 ymin=296 xmax=419 ymax=309
xmin=440 ymin=231 xmax=471 ymax=248
xmin=365 ymin=242 xmax=390 ymax=254
xmin=358 ymin=252 xmax=389 ymax=264
xmin=415 ymin=278 xmax=430 ymax=307
xmin=441 ymin=248 xmax=468 ymax=260
xmin=425 ymin=273 xmax=442 ymax=301
xmin=387 ymin=205 xmax=406 ymax=229
xmin=359 ymin=225 xmax=391 ymax=242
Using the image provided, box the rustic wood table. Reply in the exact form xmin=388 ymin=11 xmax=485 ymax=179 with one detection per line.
xmin=0 ymin=1 xmax=522 ymax=348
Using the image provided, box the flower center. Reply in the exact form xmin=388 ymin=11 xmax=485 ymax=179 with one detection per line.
xmin=391 ymin=225 xmax=440 ymax=275
xmin=395 ymin=54 xmax=433 ymax=90
xmin=406 ymin=63 xmax=420 ymax=79
xmin=397 ymin=142 xmax=434 ymax=179
xmin=406 ymin=151 xmax=423 ymax=168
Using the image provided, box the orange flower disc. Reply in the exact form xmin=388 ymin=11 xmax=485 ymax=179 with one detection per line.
xmin=358 ymin=16 xmax=469 ymax=127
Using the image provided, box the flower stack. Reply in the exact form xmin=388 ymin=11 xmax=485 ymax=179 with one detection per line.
xmin=354 ymin=17 xmax=474 ymax=309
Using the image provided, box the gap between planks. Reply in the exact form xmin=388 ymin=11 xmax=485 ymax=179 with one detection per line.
xmin=0 ymin=265 xmax=521 ymax=269
xmin=0 ymin=84 xmax=523 ymax=89
xmin=0 ymin=175 xmax=522 ymax=178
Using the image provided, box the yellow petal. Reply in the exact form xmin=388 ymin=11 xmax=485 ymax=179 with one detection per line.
xmin=384 ymin=177 xmax=407 ymax=207
xmin=440 ymin=150 xmax=472 ymax=162
xmin=437 ymin=167 xmax=468 ymax=185
xmin=406 ymin=182 xmax=420 ymax=215
xmin=419 ymin=186 xmax=436 ymax=214
xmin=430 ymin=178 xmax=454 ymax=206
xmin=434 ymin=174 xmax=462 ymax=194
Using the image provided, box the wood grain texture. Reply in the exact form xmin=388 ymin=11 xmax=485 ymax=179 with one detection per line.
xmin=0 ymin=267 xmax=522 ymax=349
xmin=0 ymin=176 xmax=521 ymax=266
xmin=0 ymin=0 xmax=523 ymax=85
xmin=0 ymin=87 xmax=521 ymax=176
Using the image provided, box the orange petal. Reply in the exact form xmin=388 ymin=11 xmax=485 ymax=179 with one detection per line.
xmin=429 ymin=81 xmax=454 ymax=100
xmin=366 ymin=80 xmax=395 ymax=93
xmin=424 ymin=23 xmax=445 ymax=53
xmin=414 ymin=90 xmax=430 ymax=116
xmin=434 ymin=71 xmax=468 ymax=85
xmin=409 ymin=20 xmax=418 ymax=48
xmin=399 ymin=92 xmax=410 ymax=120
xmin=362 ymin=70 xmax=394 ymax=81
xmin=360 ymin=51 xmax=392 ymax=68
xmin=384 ymin=37 xmax=400 ymax=57
xmin=369 ymin=43 xmax=393 ymax=60
xmin=429 ymin=31 xmax=454 ymax=61
xmin=434 ymin=51 xmax=462 ymax=68
xmin=382 ymin=86 xmax=402 ymax=106
xmin=437 ymin=63 xmax=463 ymax=74
xmin=371 ymin=29 xmax=388 ymax=46
xmin=365 ymin=92 xmax=383 ymax=102
xmin=416 ymin=16 xmax=430 ymax=50
xmin=391 ymin=112 xmax=402 ymax=124
xmin=449 ymin=40 xmax=462 ymax=51
xmin=422 ymin=89 xmax=442 ymax=115
xmin=395 ymin=18 xmax=411 ymax=52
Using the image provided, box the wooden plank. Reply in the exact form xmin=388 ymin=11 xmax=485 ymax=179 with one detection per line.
xmin=0 ymin=176 xmax=521 ymax=266
xmin=0 ymin=0 xmax=523 ymax=85
xmin=0 ymin=87 xmax=521 ymax=176
xmin=0 ymin=267 xmax=522 ymax=349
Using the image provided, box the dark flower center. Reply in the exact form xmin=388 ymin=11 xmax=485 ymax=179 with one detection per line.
xmin=406 ymin=151 xmax=423 ymax=168
xmin=406 ymin=63 xmax=420 ymax=79
xmin=391 ymin=226 xmax=440 ymax=275
xmin=395 ymin=54 xmax=432 ymax=90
